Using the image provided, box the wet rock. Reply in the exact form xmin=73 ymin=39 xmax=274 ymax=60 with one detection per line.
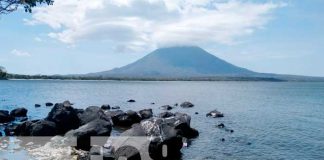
xmin=63 ymin=100 xmax=73 ymax=107
xmin=138 ymin=109 xmax=153 ymax=120
xmin=112 ymin=106 xmax=120 ymax=110
xmin=158 ymin=112 xmax=175 ymax=118
xmin=0 ymin=110 xmax=13 ymax=123
xmin=101 ymin=104 xmax=111 ymax=110
xmin=103 ymin=113 xmax=198 ymax=160
xmin=206 ymin=110 xmax=224 ymax=118
xmin=127 ymin=99 xmax=136 ymax=103
xmin=180 ymin=101 xmax=194 ymax=108
xmin=10 ymin=107 xmax=28 ymax=117
xmin=18 ymin=117 xmax=28 ymax=122
xmin=75 ymin=108 xmax=85 ymax=115
xmin=160 ymin=105 xmax=173 ymax=111
xmin=35 ymin=104 xmax=41 ymax=108
xmin=65 ymin=119 xmax=112 ymax=151
xmin=110 ymin=110 xmax=141 ymax=127
xmin=30 ymin=120 xmax=57 ymax=136
xmin=14 ymin=121 xmax=34 ymax=136
xmin=45 ymin=102 xmax=54 ymax=107
xmin=4 ymin=124 xmax=17 ymax=136
xmin=217 ymin=123 xmax=225 ymax=128
xmin=13 ymin=120 xmax=56 ymax=136
xmin=78 ymin=106 xmax=110 ymax=125
xmin=45 ymin=102 xmax=80 ymax=134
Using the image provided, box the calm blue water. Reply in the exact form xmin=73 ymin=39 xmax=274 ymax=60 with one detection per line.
xmin=0 ymin=80 xmax=324 ymax=159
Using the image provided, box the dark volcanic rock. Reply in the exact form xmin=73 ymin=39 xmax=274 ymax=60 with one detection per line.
xmin=217 ymin=123 xmax=225 ymax=128
xmin=10 ymin=107 xmax=28 ymax=117
xmin=4 ymin=124 xmax=17 ymax=136
xmin=127 ymin=99 xmax=136 ymax=103
xmin=103 ymin=112 xmax=198 ymax=159
xmin=65 ymin=119 xmax=112 ymax=151
xmin=110 ymin=110 xmax=141 ymax=127
xmin=138 ymin=109 xmax=153 ymax=120
xmin=160 ymin=105 xmax=173 ymax=110
xmin=45 ymin=102 xmax=54 ymax=107
xmin=14 ymin=121 xmax=34 ymax=136
xmin=13 ymin=120 xmax=56 ymax=136
xmin=30 ymin=120 xmax=57 ymax=136
xmin=206 ymin=110 xmax=224 ymax=118
xmin=78 ymin=106 xmax=110 ymax=125
xmin=101 ymin=104 xmax=111 ymax=110
xmin=35 ymin=104 xmax=41 ymax=108
xmin=0 ymin=110 xmax=13 ymax=123
xmin=112 ymin=106 xmax=120 ymax=110
xmin=180 ymin=101 xmax=194 ymax=108
xmin=45 ymin=102 xmax=80 ymax=134
xmin=63 ymin=100 xmax=73 ymax=107
xmin=158 ymin=112 xmax=175 ymax=118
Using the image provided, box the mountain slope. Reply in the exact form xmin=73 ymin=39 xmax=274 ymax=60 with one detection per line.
xmin=88 ymin=46 xmax=256 ymax=78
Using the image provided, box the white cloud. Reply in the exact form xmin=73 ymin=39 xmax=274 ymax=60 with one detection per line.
xmin=11 ymin=49 xmax=31 ymax=57
xmin=25 ymin=0 xmax=285 ymax=52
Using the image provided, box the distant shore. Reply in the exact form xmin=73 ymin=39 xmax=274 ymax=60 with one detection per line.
xmin=4 ymin=74 xmax=286 ymax=82
xmin=3 ymin=73 xmax=324 ymax=82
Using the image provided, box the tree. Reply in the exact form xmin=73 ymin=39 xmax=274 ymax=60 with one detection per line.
xmin=0 ymin=0 xmax=53 ymax=14
xmin=0 ymin=66 xmax=7 ymax=79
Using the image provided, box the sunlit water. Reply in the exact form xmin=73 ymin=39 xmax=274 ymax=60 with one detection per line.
xmin=0 ymin=80 xmax=324 ymax=159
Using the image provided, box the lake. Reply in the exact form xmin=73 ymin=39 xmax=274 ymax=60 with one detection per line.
xmin=0 ymin=80 xmax=324 ymax=159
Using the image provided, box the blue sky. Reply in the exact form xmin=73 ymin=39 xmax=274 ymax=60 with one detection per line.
xmin=0 ymin=0 xmax=324 ymax=76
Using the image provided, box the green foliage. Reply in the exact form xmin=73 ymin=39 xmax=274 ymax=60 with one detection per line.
xmin=23 ymin=0 xmax=54 ymax=13
xmin=0 ymin=66 xmax=7 ymax=79
xmin=0 ymin=0 xmax=54 ymax=14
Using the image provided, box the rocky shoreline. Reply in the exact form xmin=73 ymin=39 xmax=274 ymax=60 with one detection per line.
xmin=0 ymin=100 xmax=225 ymax=160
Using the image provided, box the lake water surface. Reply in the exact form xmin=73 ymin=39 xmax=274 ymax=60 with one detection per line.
xmin=0 ymin=80 xmax=324 ymax=159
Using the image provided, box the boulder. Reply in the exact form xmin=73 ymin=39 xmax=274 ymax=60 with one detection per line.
xmin=45 ymin=102 xmax=54 ymax=107
xmin=103 ymin=113 xmax=198 ymax=160
xmin=206 ymin=110 xmax=224 ymax=118
xmin=127 ymin=99 xmax=136 ymax=103
xmin=78 ymin=106 xmax=110 ymax=125
xmin=112 ymin=106 xmax=120 ymax=110
xmin=30 ymin=120 xmax=57 ymax=136
xmin=45 ymin=102 xmax=80 ymax=134
xmin=4 ymin=124 xmax=17 ymax=136
xmin=65 ymin=119 xmax=112 ymax=151
xmin=35 ymin=104 xmax=41 ymax=108
xmin=138 ymin=109 xmax=153 ymax=120
xmin=13 ymin=121 xmax=34 ymax=136
xmin=180 ymin=101 xmax=194 ymax=108
xmin=63 ymin=100 xmax=73 ymax=107
xmin=101 ymin=104 xmax=111 ymax=110
xmin=158 ymin=112 xmax=175 ymax=118
xmin=110 ymin=110 xmax=141 ymax=127
xmin=13 ymin=120 xmax=56 ymax=136
xmin=10 ymin=107 xmax=28 ymax=117
xmin=160 ymin=105 xmax=173 ymax=111
xmin=0 ymin=110 xmax=13 ymax=123
xmin=217 ymin=123 xmax=225 ymax=128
